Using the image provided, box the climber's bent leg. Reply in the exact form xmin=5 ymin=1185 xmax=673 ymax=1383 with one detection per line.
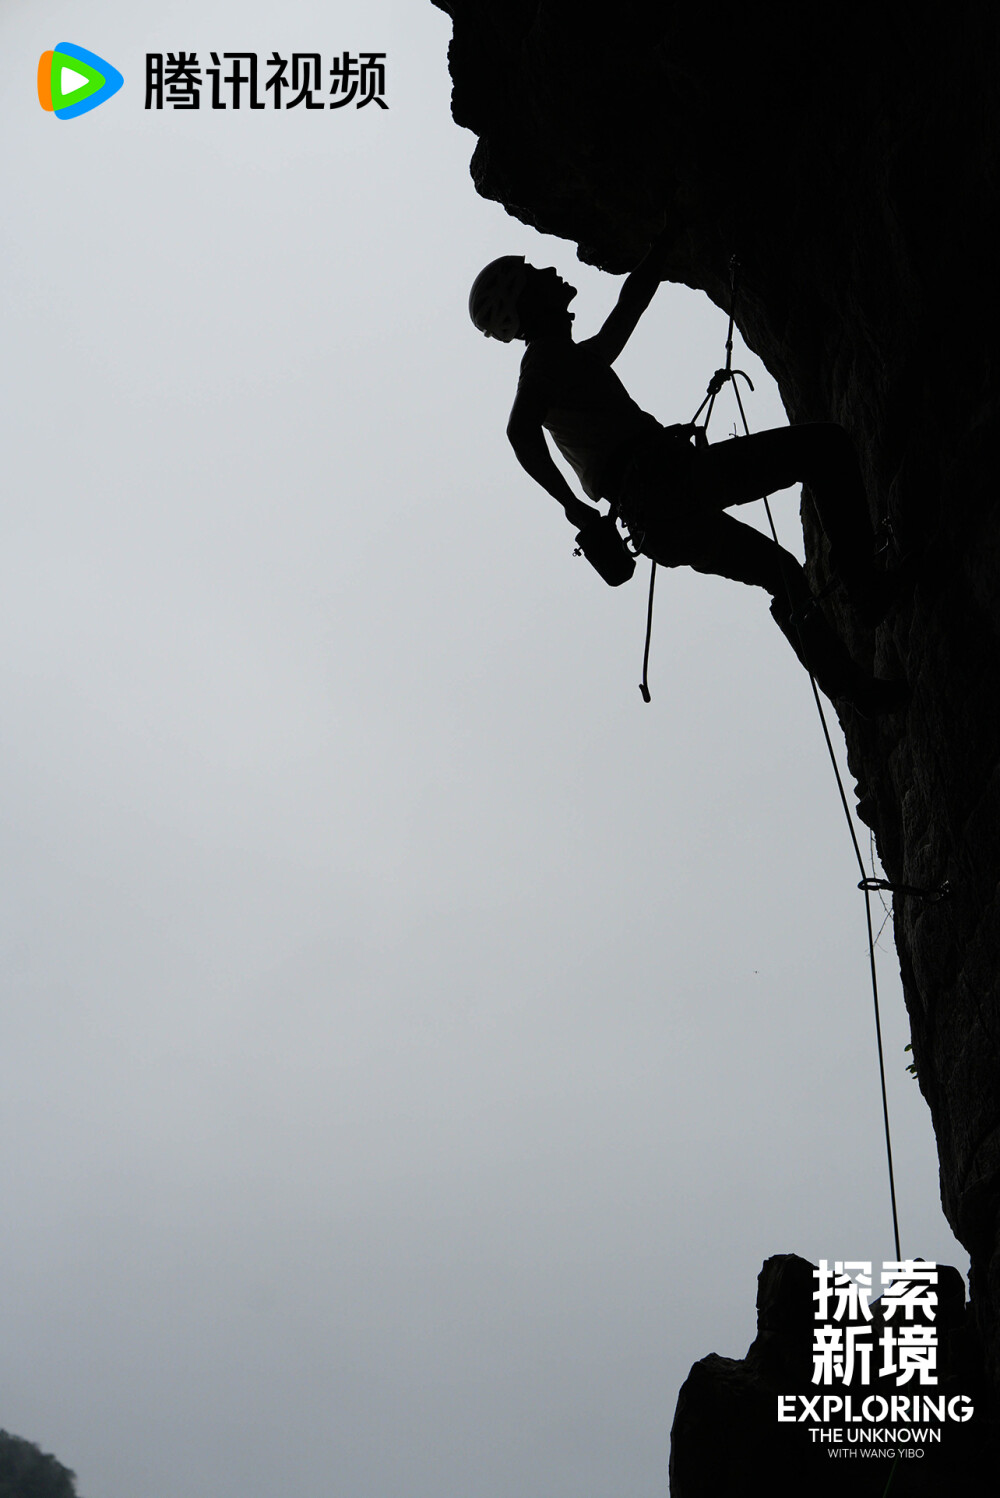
xmin=687 ymin=424 xmax=877 ymax=598
xmin=645 ymin=506 xmax=811 ymax=609
xmin=640 ymin=509 xmax=894 ymax=706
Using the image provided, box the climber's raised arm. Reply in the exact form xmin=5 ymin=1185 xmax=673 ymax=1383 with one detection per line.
xmin=587 ymin=234 xmax=668 ymax=365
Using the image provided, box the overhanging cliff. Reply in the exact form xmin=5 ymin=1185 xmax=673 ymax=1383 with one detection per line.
xmin=433 ymin=0 xmax=1000 ymax=1405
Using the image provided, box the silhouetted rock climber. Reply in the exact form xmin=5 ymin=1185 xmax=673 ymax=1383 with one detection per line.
xmin=469 ymin=248 xmax=909 ymax=716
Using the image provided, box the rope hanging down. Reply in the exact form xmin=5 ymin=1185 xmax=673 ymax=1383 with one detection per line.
xmin=643 ymin=256 xmax=913 ymax=1259
xmin=637 ymin=265 xmax=753 ymax=704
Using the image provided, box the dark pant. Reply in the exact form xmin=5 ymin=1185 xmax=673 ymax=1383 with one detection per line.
xmin=617 ymin=424 xmax=878 ymax=696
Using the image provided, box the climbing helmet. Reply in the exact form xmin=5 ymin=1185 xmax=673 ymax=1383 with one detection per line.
xmin=468 ymin=256 xmax=528 ymax=342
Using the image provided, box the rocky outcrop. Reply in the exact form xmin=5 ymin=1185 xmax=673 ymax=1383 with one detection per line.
xmin=668 ymin=1256 xmax=988 ymax=1496
xmin=432 ymin=0 xmax=1000 ymax=1411
xmin=0 ymin=1431 xmax=78 ymax=1498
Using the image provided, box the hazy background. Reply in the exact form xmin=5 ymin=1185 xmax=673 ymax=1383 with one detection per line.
xmin=1 ymin=3 xmax=964 ymax=1495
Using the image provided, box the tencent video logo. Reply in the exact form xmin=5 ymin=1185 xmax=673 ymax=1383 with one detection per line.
xmin=37 ymin=43 xmax=124 ymax=119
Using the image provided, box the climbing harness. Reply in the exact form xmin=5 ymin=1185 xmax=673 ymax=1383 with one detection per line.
xmin=641 ymin=255 xmax=930 ymax=1260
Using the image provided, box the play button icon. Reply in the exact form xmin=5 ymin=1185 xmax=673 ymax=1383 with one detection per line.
xmin=60 ymin=67 xmax=91 ymax=96
xmin=38 ymin=43 xmax=124 ymax=119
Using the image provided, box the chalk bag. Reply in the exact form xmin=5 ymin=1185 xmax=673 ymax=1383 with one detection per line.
xmin=574 ymin=515 xmax=636 ymax=587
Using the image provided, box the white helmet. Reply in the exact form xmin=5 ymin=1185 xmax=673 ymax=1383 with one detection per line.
xmin=468 ymin=256 xmax=528 ymax=342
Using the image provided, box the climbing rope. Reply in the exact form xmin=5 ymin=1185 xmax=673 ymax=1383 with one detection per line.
xmin=639 ymin=561 xmax=656 ymax=702
xmin=637 ymin=265 xmax=753 ymax=704
xmin=645 ymin=256 xmax=920 ymax=1259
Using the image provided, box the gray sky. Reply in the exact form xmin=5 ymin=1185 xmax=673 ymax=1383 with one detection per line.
xmin=2 ymin=4 xmax=965 ymax=1496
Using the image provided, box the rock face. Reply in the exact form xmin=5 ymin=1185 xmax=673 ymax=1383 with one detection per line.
xmin=432 ymin=0 xmax=1000 ymax=1416
xmin=667 ymin=1256 xmax=988 ymax=1496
